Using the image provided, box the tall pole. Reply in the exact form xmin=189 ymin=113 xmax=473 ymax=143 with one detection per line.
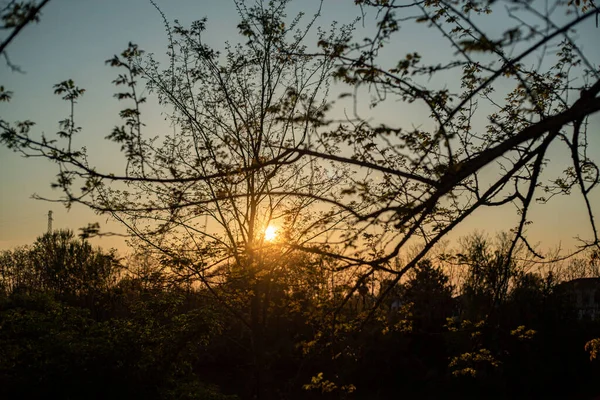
xmin=47 ymin=210 xmax=53 ymax=234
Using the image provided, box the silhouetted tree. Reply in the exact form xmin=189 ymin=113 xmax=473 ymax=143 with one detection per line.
xmin=30 ymin=230 xmax=120 ymax=296
xmin=0 ymin=287 xmax=232 ymax=400
xmin=458 ymin=233 xmax=519 ymax=318
xmin=402 ymin=259 xmax=454 ymax=332
xmin=2 ymin=6 xmax=352 ymax=390
xmin=0 ymin=230 xmax=120 ymax=297
xmin=291 ymin=0 xmax=600 ymax=318
xmin=0 ymin=245 xmax=36 ymax=294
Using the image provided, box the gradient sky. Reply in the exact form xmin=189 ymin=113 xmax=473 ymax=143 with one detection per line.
xmin=1 ymin=0 xmax=599 ymax=255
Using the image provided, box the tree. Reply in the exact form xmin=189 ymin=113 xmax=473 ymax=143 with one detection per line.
xmin=0 ymin=278 xmax=232 ymax=400
xmin=0 ymin=244 xmax=35 ymax=294
xmin=456 ymin=232 xmax=520 ymax=318
xmin=2 ymin=0 xmax=352 ymax=294
xmin=0 ymin=230 xmax=120 ymax=297
xmin=2 ymin=2 xmax=600 ymax=393
xmin=30 ymin=229 xmax=120 ymax=296
xmin=1 ymin=1 xmax=358 ymax=396
xmin=402 ymin=259 xmax=454 ymax=332
xmin=290 ymin=0 xmax=600 ymax=312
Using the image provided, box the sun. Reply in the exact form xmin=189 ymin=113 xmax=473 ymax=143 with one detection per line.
xmin=264 ymin=225 xmax=278 ymax=242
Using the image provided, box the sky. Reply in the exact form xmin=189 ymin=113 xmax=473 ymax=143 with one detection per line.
xmin=1 ymin=0 xmax=599 ymax=255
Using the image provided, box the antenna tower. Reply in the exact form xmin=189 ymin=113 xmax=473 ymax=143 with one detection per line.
xmin=47 ymin=210 xmax=53 ymax=234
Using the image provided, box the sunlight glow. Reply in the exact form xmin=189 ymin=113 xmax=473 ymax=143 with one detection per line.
xmin=264 ymin=225 xmax=278 ymax=242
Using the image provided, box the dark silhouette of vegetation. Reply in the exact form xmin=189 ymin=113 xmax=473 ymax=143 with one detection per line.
xmin=2 ymin=231 xmax=600 ymax=399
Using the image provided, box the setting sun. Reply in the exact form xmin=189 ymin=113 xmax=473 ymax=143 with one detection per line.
xmin=264 ymin=225 xmax=277 ymax=242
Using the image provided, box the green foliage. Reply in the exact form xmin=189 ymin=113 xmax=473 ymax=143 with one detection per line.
xmin=0 ymin=283 xmax=230 ymax=399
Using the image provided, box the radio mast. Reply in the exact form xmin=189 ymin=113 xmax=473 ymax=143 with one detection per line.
xmin=47 ymin=210 xmax=53 ymax=234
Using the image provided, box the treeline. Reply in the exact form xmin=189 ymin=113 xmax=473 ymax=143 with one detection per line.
xmin=1 ymin=230 xmax=599 ymax=399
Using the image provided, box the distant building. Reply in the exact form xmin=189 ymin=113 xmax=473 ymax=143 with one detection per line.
xmin=560 ymin=278 xmax=600 ymax=321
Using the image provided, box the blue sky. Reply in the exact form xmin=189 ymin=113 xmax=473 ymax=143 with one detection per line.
xmin=1 ymin=0 xmax=599 ymax=254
